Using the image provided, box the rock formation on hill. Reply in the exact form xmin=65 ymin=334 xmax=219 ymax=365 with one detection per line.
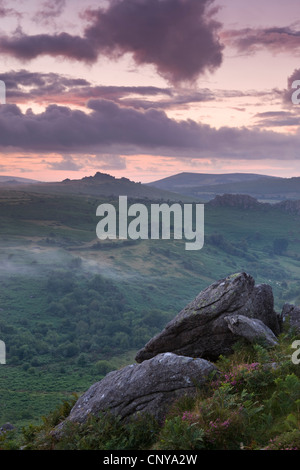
xmin=55 ymin=272 xmax=300 ymax=434
xmin=135 ymin=272 xmax=281 ymax=363
xmin=281 ymin=303 xmax=300 ymax=332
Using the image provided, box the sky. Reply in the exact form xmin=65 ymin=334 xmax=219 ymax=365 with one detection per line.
xmin=0 ymin=0 xmax=300 ymax=183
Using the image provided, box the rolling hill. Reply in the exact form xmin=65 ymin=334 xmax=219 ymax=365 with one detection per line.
xmin=148 ymin=171 xmax=275 ymax=189
xmin=6 ymin=171 xmax=194 ymax=202
xmin=148 ymin=172 xmax=300 ymax=202
xmin=0 ymin=175 xmax=40 ymax=185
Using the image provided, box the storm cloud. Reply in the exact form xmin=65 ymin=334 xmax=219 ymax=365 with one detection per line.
xmin=0 ymin=0 xmax=224 ymax=84
xmin=0 ymin=98 xmax=299 ymax=160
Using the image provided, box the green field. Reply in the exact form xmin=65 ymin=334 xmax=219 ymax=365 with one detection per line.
xmin=0 ymin=187 xmax=300 ymax=430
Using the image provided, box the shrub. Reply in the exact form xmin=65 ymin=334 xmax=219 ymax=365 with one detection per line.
xmin=156 ymin=416 xmax=205 ymax=450
xmin=264 ymin=430 xmax=300 ymax=450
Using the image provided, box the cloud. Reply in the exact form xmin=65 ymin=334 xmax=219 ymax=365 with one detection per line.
xmin=43 ymin=153 xmax=126 ymax=173
xmin=93 ymin=154 xmax=127 ymax=170
xmin=83 ymin=0 xmax=224 ymax=84
xmin=222 ymin=25 xmax=300 ymax=55
xmin=253 ymin=110 xmax=300 ymax=128
xmin=0 ymin=99 xmax=299 ymax=161
xmin=2 ymin=68 xmax=273 ymax=117
xmin=0 ymin=0 xmax=224 ymax=84
xmin=33 ymin=0 xmax=66 ymax=25
xmin=0 ymin=69 xmax=216 ymax=110
xmin=0 ymin=30 xmax=98 ymax=62
xmin=0 ymin=69 xmax=90 ymax=104
xmin=45 ymin=155 xmax=84 ymax=171
xmin=0 ymin=0 xmax=22 ymax=19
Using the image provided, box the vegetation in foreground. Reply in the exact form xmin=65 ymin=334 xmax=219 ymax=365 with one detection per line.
xmin=1 ymin=325 xmax=300 ymax=451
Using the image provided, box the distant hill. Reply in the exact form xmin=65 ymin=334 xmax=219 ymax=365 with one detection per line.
xmin=148 ymin=172 xmax=274 ymax=189
xmin=147 ymin=172 xmax=300 ymax=202
xmin=14 ymin=171 xmax=194 ymax=202
xmin=0 ymin=175 xmax=40 ymax=184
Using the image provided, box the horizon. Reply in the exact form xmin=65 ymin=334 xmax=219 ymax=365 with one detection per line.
xmin=0 ymin=168 xmax=298 ymax=185
xmin=0 ymin=1 xmax=300 ymax=181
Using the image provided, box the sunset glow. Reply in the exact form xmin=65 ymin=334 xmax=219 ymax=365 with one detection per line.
xmin=0 ymin=0 xmax=300 ymax=182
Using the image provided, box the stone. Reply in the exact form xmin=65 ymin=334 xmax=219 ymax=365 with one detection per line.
xmin=57 ymin=353 xmax=217 ymax=427
xmin=224 ymin=315 xmax=278 ymax=347
xmin=0 ymin=423 xmax=14 ymax=435
xmin=135 ymin=272 xmax=281 ymax=363
xmin=281 ymin=303 xmax=300 ymax=332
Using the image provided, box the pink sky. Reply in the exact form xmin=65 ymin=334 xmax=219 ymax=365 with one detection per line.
xmin=0 ymin=0 xmax=300 ymax=182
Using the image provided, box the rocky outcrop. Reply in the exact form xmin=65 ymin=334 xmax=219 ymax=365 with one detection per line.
xmin=57 ymin=353 xmax=217 ymax=428
xmin=135 ymin=272 xmax=282 ymax=363
xmin=225 ymin=315 xmax=278 ymax=347
xmin=56 ymin=272 xmax=286 ymax=433
xmin=281 ymin=303 xmax=300 ymax=332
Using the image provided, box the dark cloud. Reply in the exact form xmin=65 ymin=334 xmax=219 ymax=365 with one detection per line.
xmin=83 ymin=0 xmax=224 ymax=83
xmin=0 ymin=31 xmax=98 ymax=62
xmin=0 ymin=69 xmax=90 ymax=104
xmin=253 ymin=110 xmax=300 ymax=127
xmin=2 ymin=68 xmax=272 ymax=114
xmin=222 ymin=25 xmax=300 ymax=55
xmin=0 ymin=69 xmax=215 ymax=110
xmin=0 ymin=0 xmax=224 ymax=84
xmin=0 ymin=99 xmax=299 ymax=161
xmin=0 ymin=69 xmax=89 ymax=90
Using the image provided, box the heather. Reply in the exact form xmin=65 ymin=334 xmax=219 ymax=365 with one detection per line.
xmin=2 ymin=326 xmax=300 ymax=451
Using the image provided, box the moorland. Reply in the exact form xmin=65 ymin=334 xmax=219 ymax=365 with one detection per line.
xmin=0 ymin=171 xmax=300 ymax=447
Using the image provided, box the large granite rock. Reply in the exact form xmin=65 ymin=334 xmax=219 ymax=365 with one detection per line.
xmin=58 ymin=353 xmax=217 ymax=428
xmin=136 ymin=272 xmax=281 ymax=363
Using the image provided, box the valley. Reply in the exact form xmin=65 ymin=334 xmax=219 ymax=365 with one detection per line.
xmin=0 ymin=172 xmax=300 ymax=430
